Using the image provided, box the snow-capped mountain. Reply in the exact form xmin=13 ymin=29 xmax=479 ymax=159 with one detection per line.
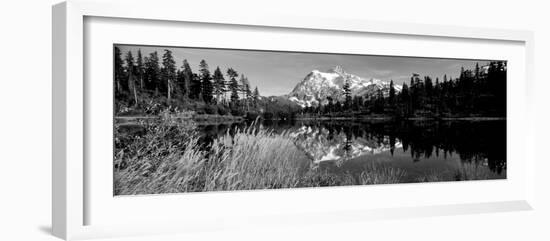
xmin=288 ymin=66 xmax=402 ymax=107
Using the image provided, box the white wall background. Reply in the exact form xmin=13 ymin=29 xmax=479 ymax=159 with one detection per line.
xmin=0 ymin=0 xmax=548 ymax=240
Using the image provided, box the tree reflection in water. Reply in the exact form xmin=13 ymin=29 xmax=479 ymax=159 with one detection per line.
xmin=197 ymin=119 xmax=506 ymax=176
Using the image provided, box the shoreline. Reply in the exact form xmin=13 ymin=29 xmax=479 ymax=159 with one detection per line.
xmin=292 ymin=116 xmax=506 ymax=121
xmin=116 ymin=115 xmax=506 ymax=125
xmin=115 ymin=114 xmax=244 ymax=125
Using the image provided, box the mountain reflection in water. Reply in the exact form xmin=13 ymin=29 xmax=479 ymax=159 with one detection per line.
xmin=198 ymin=119 xmax=506 ymax=181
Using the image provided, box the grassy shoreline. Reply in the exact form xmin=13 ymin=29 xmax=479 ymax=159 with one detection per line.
xmin=114 ymin=119 xmax=503 ymax=195
xmin=114 ymin=119 xmax=409 ymax=195
xmin=115 ymin=113 xmax=244 ymax=125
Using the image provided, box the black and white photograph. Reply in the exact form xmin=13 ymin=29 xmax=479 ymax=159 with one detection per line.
xmin=113 ymin=44 xmax=507 ymax=195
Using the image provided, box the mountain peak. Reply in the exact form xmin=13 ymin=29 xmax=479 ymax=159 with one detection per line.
xmin=328 ymin=65 xmax=346 ymax=75
xmin=289 ymin=66 xmax=402 ymax=108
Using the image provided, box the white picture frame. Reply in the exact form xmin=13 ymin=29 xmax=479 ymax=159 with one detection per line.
xmin=52 ymin=0 xmax=536 ymax=240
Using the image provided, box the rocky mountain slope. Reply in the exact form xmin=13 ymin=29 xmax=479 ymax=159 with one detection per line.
xmin=288 ymin=66 xmax=402 ymax=107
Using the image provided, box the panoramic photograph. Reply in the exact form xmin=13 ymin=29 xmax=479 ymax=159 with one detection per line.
xmin=113 ymin=44 xmax=507 ymax=195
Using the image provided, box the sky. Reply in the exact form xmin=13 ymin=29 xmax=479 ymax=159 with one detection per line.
xmin=116 ymin=44 xmax=499 ymax=97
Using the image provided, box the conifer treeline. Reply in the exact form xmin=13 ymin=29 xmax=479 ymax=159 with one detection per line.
xmin=303 ymin=61 xmax=507 ymax=118
xmin=115 ymin=46 xmax=507 ymax=119
xmin=114 ymin=47 xmax=261 ymax=116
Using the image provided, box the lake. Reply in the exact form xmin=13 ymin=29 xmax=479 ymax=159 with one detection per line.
xmin=195 ymin=119 xmax=506 ymax=183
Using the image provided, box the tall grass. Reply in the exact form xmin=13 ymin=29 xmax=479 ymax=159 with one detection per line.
xmin=114 ymin=120 xmax=409 ymax=195
xmin=454 ymin=162 xmax=502 ymax=180
xmin=299 ymin=163 xmax=406 ymax=187
xmin=114 ymin=120 xmax=309 ymax=195
xmin=415 ymin=162 xmax=503 ymax=183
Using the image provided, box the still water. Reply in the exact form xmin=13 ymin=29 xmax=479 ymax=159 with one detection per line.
xmin=197 ymin=119 xmax=506 ymax=182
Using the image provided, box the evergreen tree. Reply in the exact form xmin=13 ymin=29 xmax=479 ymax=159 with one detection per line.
xmin=374 ymin=89 xmax=384 ymax=113
xmin=175 ymin=69 xmax=184 ymax=99
xmin=434 ymin=77 xmax=440 ymax=113
xmin=424 ymin=76 xmax=433 ymax=112
xmin=212 ymin=67 xmax=226 ymax=103
xmin=226 ymin=68 xmax=239 ymax=107
xmin=161 ymin=49 xmax=176 ymax=102
xmin=202 ymin=78 xmax=213 ymax=103
xmin=244 ymin=82 xmax=251 ymax=111
xmin=183 ymin=59 xmax=199 ymax=100
xmin=144 ymin=51 xmax=160 ymax=95
xmin=245 ymin=81 xmax=252 ymax=99
xmin=409 ymin=76 xmax=416 ymax=110
xmin=239 ymin=74 xmax=251 ymax=111
xmin=389 ymin=80 xmax=396 ymax=107
xmin=253 ymin=86 xmax=260 ymax=98
xmin=199 ymin=60 xmax=213 ymax=103
xmin=175 ymin=59 xmax=191 ymax=101
xmin=400 ymin=83 xmax=410 ymax=116
xmin=474 ymin=62 xmax=480 ymax=80
xmin=229 ymin=79 xmax=239 ymax=105
xmin=114 ymin=47 xmax=125 ymax=95
xmin=387 ymin=62 xmax=507 ymax=118
xmin=252 ymin=86 xmax=260 ymax=107
xmin=424 ymin=76 xmax=433 ymax=96
xmin=124 ymin=51 xmax=134 ymax=91
xmin=191 ymin=73 xmax=201 ymax=101
xmin=343 ymin=79 xmax=352 ymax=110
xmin=136 ymin=49 xmax=144 ymax=89
xmin=239 ymin=74 xmax=247 ymax=99
xmin=125 ymin=51 xmax=138 ymax=106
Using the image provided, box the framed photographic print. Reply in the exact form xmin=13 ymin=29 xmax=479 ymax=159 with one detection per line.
xmin=113 ymin=44 xmax=508 ymax=195
xmin=52 ymin=0 xmax=536 ymax=240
